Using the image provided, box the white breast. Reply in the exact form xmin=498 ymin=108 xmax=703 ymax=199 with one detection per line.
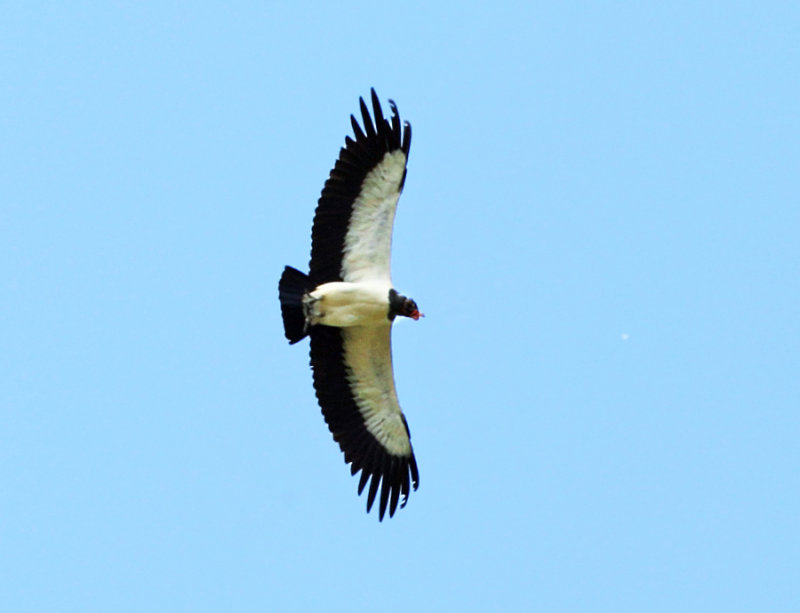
xmin=305 ymin=281 xmax=392 ymax=328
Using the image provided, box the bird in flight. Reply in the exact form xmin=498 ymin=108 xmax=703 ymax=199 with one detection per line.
xmin=279 ymin=89 xmax=421 ymax=520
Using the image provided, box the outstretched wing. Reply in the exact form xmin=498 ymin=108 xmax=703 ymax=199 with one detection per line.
xmin=309 ymin=325 xmax=419 ymax=520
xmin=309 ymin=88 xmax=411 ymax=285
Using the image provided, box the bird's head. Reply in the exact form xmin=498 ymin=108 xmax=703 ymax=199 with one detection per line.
xmin=389 ymin=289 xmax=423 ymax=321
xmin=401 ymin=297 xmax=422 ymax=321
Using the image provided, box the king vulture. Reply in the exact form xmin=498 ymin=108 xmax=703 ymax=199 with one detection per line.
xmin=278 ymin=89 xmax=421 ymax=520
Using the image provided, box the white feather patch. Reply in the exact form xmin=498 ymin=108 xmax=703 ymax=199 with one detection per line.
xmin=306 ymin=281 xmax=392 ymax=327
xmin=341 ymin=150 xmax=407 ymax=283
xmin=341 ymin=325 xmax=411 ymax=457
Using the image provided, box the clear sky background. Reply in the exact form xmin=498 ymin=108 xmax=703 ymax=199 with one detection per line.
xmin=2 ymin=2 xmax=798 ymax=611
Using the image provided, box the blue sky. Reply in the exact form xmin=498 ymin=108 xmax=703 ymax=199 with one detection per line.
xmin=2 ymin=2 xmax=798 ymax=611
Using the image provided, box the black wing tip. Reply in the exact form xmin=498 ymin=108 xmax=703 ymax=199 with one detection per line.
xmin=402 ymin=120 xmax=411 ymax=156
xmin=359 ymin=96 xmax=376 ymax=137
xmin=371 ymin=88 xmax=384 ymax=124
xmin=357 ymin=452 xmax=418 ymax=521
xmin=350 ymin=114 xmax=365 ymax=141
xmin=351 ymin=88 xmax=408 ymax=155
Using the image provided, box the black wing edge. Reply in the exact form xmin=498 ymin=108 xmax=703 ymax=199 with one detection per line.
xmin=309 ymin=326 xmax=419 ymax=520
xmin=308 ymin=88 xmax=412 ymax=284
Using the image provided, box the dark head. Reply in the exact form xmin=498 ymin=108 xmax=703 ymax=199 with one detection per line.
xmin=388 ymin=289 xmax=423 ymax=321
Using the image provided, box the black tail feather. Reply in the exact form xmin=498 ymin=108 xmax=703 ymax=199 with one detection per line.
xmin=279 ymin=266 xmax=314 ymax=344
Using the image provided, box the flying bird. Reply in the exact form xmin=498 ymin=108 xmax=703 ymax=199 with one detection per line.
xmin=278 ymin=89 xmax=421 ymax=520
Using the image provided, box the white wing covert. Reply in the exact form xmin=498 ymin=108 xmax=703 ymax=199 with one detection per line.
xmin=309 ymin=325 xmax=419 ymax=520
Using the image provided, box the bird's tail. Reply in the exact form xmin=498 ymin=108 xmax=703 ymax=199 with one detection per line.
xmin=279 ymin=266 xmax=314 ymax=344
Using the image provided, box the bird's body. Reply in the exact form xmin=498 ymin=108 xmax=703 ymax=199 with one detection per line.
xmin=304 ymin=280 xmax=395 ymax=328
xmin=278 ymin=89 xmax=420 ymax=520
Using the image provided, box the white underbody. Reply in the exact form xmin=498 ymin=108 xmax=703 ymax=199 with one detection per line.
xmin=304 ymin=281 xmax=393 ymax=328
